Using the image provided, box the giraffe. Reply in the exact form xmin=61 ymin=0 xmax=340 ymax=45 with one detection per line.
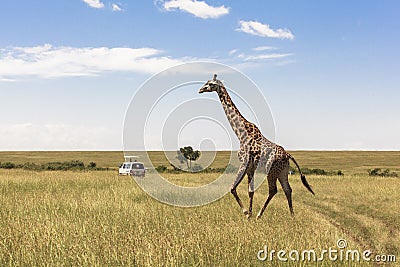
xmin=198 ymin=74 xmax=314 ymax=219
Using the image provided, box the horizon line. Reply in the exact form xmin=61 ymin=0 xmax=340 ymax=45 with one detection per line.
xmin=1 ymin=150 xmax=399 ymax=152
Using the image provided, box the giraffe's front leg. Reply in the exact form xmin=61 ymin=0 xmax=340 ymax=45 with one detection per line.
xmin=247 ymin=191 xmax=254 ymax=219
xmin=230 ymin=163 xmax=248 ymax=214
xmin=246 ymin=170 xmax=256 ymax=219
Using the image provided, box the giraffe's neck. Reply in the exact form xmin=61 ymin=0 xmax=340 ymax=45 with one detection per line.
xmin=217 ymin=87 xmax=248 ymax=143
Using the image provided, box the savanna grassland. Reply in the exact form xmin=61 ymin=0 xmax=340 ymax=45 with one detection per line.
xmin=1 ymin=150 xmax=400 ymax=175
xmin=0 ymin=151 xmax=399 ymax=266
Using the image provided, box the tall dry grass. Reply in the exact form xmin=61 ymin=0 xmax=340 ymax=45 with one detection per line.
xmin=0 ymin=168 xmax=398 ymax=266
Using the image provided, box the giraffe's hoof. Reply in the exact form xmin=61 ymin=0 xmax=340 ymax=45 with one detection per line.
xmin=246 ymin=212 xmax=252 ymax=219
xmin=256 ymin=213 xmax=262 ymax=220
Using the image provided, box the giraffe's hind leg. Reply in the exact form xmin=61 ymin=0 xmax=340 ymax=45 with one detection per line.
xmin=256 ymin=173 xmax=278 ymax=219
xmin=278 ymin=163 xmax=294 ymax=216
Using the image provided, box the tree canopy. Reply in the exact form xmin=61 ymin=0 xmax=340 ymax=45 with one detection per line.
xmin=178 ymin=146 xmax=201 ymax=171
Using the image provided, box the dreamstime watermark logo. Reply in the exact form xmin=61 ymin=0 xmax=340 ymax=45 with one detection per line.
xmin=123 ymin=62 xmax=275 ymax=207
xmin=257 ymin=239 xmax=397 ymax=263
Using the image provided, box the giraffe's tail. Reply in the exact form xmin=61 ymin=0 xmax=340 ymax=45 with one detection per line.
xmin=287 ymin=153 xmax=315 ymax=195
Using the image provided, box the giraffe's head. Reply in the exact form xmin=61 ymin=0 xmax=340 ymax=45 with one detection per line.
xmin=198 ymin=74 xmax=224 ymax=94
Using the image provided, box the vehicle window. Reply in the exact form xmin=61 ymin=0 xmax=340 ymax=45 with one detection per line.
xmin=123 ymin=163 xmax=131 ymax=169
xmin=132 ymin=163 xmax=144 ymax=169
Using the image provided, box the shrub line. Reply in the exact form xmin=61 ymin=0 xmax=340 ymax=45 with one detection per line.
xmin=0 ymin=160 xmax=110 ymax=171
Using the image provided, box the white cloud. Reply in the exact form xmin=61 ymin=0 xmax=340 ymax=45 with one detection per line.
xmin=238 ymin=53 xmax=293 ymax=61
xmin=0 ymin=123 xmax=120 ymax=150
xmin=0 ymin=44 xmax=187 ymax=80
xmin=230 ymin=46 xmax=294 ymax=65
xmin=112 ymin=3 xmax=122 ymax=11
xmin=252 ymin=46 xmax=277 ymax=51
xmin=162 ymin=0 xmax=229 ymax=19
xmin=0 ymin=44 xmax=295 ymax=81
xmin=83 ymin=0 xmax=105 ymax=9
xmin=228 ymin=49 xmax=238 ymax=55
xmin=237 ymin=20 xmax=294 ymax=40
xmin=0 ymin=77 xmax=16 ymax=82
xmin=233 ymin=46 xmax=294 ymax=65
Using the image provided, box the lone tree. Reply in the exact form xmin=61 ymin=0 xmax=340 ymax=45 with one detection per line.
xmin=176 ymin=149 xmax=188 ymax=168
xmin=179 ymin=146 xmax=201 ymax=171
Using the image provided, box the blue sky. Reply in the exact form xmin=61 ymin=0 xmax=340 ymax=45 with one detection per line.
xmin=0 ymin=0 xmax=399 ymax=150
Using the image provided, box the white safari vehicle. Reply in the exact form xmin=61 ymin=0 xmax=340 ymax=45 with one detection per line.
xmin=118 ymin=156 xmax=146 ymax=177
